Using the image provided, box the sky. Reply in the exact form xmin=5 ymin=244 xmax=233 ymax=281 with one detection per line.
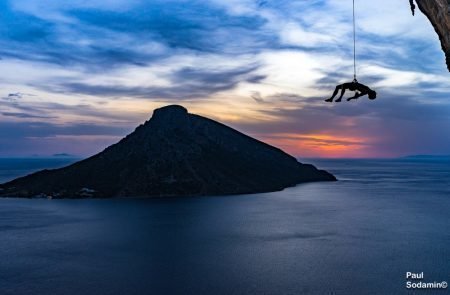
xmin=1 ymin=0 xmax=450 ymax=158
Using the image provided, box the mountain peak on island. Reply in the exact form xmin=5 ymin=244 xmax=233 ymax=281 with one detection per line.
xmin=154 ymin=104 xmax=188 ymax=115
xmin=152 ymin=104 xmax=188 ymax=120
xmin=147 ymin=105 xmax=189 ymax=129
xmin=0 ymin=105 xmax=336 ymax=198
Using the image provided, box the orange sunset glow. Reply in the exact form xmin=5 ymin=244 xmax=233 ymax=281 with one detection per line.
xmin=259 ymin=133 xmax=371 ymax=158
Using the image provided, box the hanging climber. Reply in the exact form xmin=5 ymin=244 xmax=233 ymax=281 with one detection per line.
xmin=324 ymin=0 xmax=377 ymax=103
xmin=410 ymin=0 xmax=416 ymax=16
xmin=324 ymin=79 xmax=377 ymax=102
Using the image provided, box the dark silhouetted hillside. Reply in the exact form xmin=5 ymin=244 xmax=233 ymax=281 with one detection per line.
xmin=0 ymin=105 xmax=336 ymax=198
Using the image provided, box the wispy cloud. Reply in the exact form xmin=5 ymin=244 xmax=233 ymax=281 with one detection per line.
xmin=46 ymin=65 xmax=266 ymax=99
xmin=1 ymin=112 xmax=56 ymax=119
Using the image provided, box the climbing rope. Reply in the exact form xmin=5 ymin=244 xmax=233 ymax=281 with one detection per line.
xmin=353 ymin=0 xmax=357 ymax=81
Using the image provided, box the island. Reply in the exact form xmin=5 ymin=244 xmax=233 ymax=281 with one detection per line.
xmin=0 ymin=105 xmax=336 ymax=198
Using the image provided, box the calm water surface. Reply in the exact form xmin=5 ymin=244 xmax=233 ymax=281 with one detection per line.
xmin=0 ymin=158 xmax=449 ymax=294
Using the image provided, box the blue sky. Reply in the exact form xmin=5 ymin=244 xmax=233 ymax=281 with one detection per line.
xmin=1 ymin=0 xmax=450 ymax=157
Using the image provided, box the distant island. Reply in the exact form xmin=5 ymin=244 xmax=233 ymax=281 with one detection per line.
xmin=0 ymin=105 xmax=336 ymax=198
xmin=401 ymin=155 xmax=450 ymax=160
xmin=52 ymin=153 xmax=78 ymax=158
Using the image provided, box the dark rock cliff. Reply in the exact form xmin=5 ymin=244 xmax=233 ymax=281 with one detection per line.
xmin=0 ymin=105 xmax=336 ymax=198
xmin=415 ymin=0 xmax=450 ymax=71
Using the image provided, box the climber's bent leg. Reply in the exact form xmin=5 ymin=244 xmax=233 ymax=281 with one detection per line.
xmin=325 ymin=85 xmax=341 ymax=102
xmin=335 ymin=87 xmax=346 ymax=102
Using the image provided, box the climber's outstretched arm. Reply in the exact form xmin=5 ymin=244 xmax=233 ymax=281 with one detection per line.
xmin=347 ymin=92 xmax=365 ymax=101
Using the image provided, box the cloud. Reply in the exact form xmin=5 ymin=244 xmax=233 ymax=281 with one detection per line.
xmin=1 ymin=112 xmax=57 ymax=119
xmin=250 ymin=91 xmax=265 ymax=103
xmin=0 ymin=96 xmax=139 ymax=126
xmin=227 ymin=91 xmax=450 ymax=157
xmin=5 ymin=93 xmax=23 ymax=99
xmin=49 ymin=65 xmax=266 ymax=99
xmin=0 ymin=0 xmax=271 ymax=72
xmin=0 ymin=120 xmax=134 ymax=156
xmin=1 ymin=92 xmax=37 ymax=103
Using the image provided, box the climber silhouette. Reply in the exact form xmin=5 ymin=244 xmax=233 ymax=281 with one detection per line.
xmin=410 ymin=0 xmax=416 ymax=16
xmin=325 ymin=79 xmax=377 ymax=102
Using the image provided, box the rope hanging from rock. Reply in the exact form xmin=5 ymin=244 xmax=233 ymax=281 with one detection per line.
xmin=352 ymin=0 xmax=357 ymax=81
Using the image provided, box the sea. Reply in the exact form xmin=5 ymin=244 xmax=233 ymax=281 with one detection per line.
xmin=0 ymin=158 xmax=449 ymax=295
